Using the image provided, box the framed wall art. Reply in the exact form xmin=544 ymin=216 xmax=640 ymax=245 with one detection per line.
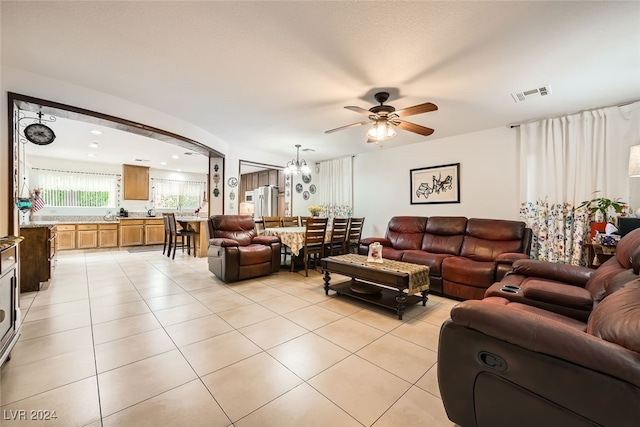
xmin=410 ymin=163 xmax=460 ymax=204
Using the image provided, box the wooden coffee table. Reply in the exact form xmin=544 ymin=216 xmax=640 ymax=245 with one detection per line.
xmin=321 ymin=254 xmax=430 ymax=320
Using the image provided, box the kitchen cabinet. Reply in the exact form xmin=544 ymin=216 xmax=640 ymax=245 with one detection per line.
xmin=120 ymin=220 xmax=145 ymax=246
xmin=19 ymin=225 xmax=57 ymax=292
xmin=144 ymin=219 xmax=165 ymax=245
xmin=99 ymin=224 xmax=119 ymax=248
xmin=77 ymin=224 xmax=98 ymax=249
xmin=57 ymin=225 xmax=76 ymax=250
xmin=0 ymin=239 xmax=20 ymax=368
xmin=123 ymin=164 xmax=150 ymax=200
xmin=258 ymin=170 xmax=269 ymax=187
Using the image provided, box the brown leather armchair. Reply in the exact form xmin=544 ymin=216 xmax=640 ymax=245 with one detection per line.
xmin=207 ymin=215 xmax=281 ymax=283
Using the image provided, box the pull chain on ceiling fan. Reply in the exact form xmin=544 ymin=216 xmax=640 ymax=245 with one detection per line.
xmin=325 ymin=92 xmax=438 ymax=143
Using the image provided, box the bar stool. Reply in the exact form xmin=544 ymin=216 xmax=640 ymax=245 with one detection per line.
xmin=166 ymin=213 xmax=197 ymax=259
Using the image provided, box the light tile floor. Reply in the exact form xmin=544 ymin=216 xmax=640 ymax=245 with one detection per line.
xmin=1 ymin=249 xmax=460 ymax=426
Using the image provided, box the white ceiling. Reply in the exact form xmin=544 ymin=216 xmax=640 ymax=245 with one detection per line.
xmin=2 ymin=1 xmax=640 ymax=165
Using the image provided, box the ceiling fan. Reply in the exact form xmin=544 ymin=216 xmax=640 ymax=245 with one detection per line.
xmin=325 ymin=92 xmax=438 ymax=143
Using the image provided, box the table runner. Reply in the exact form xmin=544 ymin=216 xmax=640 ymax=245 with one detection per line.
xmin=327 ymin=254 xmax=430 ymax=294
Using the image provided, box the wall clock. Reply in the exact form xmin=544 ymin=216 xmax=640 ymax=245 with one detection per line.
xmin=24 ymin=123 xmax=56 ymax=145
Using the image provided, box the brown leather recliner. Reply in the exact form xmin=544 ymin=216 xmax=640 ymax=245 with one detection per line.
xmin=207 ymin=215 xmax=281 ymax=283
xmin=485 ymin=227 xmax=640 ymax=321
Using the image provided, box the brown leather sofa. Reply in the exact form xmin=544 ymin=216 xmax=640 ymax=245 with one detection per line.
xmin=438 ymin=248 xmax=640 ymax=426
xmin=485 ymin=227 xmax=640 ymax=322
xmin=207 ymin=215 xmax=281 ymax=283
xmin=358 ymin=216 xmax=532 ymax=299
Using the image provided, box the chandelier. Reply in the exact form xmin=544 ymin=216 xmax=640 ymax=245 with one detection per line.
xmin=284 ymin=144 xmax=311 ymax=175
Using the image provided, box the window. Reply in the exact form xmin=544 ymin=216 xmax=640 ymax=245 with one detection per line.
xmin=152 ymin=178 xmax=206 ymax=210
xmin=34 ymin=168 xmax=120 ymax=208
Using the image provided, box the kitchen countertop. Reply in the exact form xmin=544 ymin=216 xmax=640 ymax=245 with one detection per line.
xmin=0 ymin=235 xmax=24 ymax=250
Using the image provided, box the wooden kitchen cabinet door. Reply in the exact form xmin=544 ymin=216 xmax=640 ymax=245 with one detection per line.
xmin=123 ymin=164 xmax=150 ymax=200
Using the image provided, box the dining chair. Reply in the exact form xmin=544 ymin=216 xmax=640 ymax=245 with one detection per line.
xmin=326 ymin=217 xmax=350 ymax=256
xmin=281 ymin=216 xmax=299 ymax=227
xmin=162 ymin=213 xmax=172 ymax=255
xmin=299 ymin=216 xmax=310 ymax=227
xmin=294 ymin=216 xmax=328 ymax=276
xmin=263 ymin=216 xmax=281 ymax=228
xmin=166 ymin=213 xmax=197 ymax=259
xmin=346 ymin=217 xmax=365 ymax=253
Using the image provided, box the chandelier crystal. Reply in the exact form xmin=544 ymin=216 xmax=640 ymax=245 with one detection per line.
xmin=284 ymin=144 xmax=311 ymax=175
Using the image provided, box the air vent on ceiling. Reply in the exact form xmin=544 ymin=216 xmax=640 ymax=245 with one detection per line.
xmin=511 ymin=84 xmax=552 ymax=103
xmin=134 ymin=159 xmax=150 ymax=162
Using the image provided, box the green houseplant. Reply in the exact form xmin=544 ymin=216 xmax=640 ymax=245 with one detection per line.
xmin=578 ymin=192 xmax=626 ymax=241
xmin=578 ymin=192 xmax=626 ymax=221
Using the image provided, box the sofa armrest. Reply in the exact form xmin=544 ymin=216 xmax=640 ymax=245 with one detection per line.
xmin=360 ymin=237 xmax=392 ymax=247
xmin=495 ymin=252 xmax=530 ymax=265
xmin=252 ymin=235 xmax=280 ymax=246
xmin=449 ymin=300 xmax=640 ymax=387
xmin=208 ymin=238 xmax=239 ymax=248
xmin=512 ymin=259 xmax=593 ymax=287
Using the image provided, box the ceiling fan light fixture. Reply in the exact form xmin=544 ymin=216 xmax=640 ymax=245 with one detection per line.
xmin=366 ymin=120 xmax=396 ymax=141
xmin=284 ymin=144 xmax=311 ymax=175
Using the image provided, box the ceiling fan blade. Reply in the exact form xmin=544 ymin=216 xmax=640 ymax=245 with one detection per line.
xmin=324 ymin=120 xmax=372 ymax=134
xmin=345 ymin=106 xmax=374 ymax=116
xmin=394 ymin=102 xmax=438 ymax=118
xmin=395 ymin=119 xmax=435 ymax=136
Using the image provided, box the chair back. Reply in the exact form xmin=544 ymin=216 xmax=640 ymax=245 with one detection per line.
xmin=304 ymin=217 xmax=328 ymax=253
xmin=263 ymin=216 xmax=281 ymax=228
xmin=209 ymin=215 xmax=257 ymax=246
xmin=165 ymin=212 xmax=178 ymax=234
xmin=347 ymin=217 xmax=365 ymax=251
xmin=300 ymin=216 xmax=310 ymax=226
xmin=328 ymin=217 xmax=350 ymax=255
xmin=162 ymin=213 xmax=172 ymax=235
xmin=281 ymin=216 xmax=299 ymax=227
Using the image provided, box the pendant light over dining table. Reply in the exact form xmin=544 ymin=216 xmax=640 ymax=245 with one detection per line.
xmin=284 ymin=144 xmax=311 ymax=175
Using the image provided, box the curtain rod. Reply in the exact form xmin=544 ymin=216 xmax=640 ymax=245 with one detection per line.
xmin=509 ymin=99 xmax=640 ymax=129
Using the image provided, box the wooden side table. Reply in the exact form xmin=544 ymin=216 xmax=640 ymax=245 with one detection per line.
xmin=585 ymin=243 xmax=616 ymax=268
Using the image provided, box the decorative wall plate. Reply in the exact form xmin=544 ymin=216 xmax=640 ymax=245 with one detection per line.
xmin=296 ymin=183 xmax=303 ymax=193
xmin=303 ymin=191 xmax=310 ymax=200
xmin=302 ymin=174 xmax=312 ymax=184
xmin=309 ymin=184 xmax=316 ymax=194
xmin=227 ymin=177 xmax=238 ymax=187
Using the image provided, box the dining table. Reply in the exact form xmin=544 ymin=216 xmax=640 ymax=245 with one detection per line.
xmin=262 ymin=226 xmax=331 ymax=257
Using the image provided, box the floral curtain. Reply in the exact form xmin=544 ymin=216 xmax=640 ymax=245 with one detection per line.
xmin=316 ymin=156 xmax=353 ymax=220
xmin=519 ymin=101 xmax=640 ymax=265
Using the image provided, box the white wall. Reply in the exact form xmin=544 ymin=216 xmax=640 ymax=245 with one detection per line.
xmin=354 ymin=126 xmax=520 ymax=238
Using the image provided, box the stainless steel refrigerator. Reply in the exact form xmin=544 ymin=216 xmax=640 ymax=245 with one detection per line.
xmin=253 ymin=185 xmax=279 ymax=220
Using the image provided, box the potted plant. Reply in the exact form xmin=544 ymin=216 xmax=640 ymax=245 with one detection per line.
xmin=578 ymin=192 xmax=626 ymax=240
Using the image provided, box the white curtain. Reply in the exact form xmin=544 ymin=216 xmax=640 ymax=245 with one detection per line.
xmin=35 ymin=168 xmax=120 ymax=208
xmin=317 ymin=156 xmax=353 ymax=219
xmin=519 ymin=101 xmax=640 ymax=264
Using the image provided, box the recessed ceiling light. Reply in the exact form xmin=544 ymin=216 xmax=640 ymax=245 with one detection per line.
xmin=90 ymin=130 xmax=102 ymax=135
xmin=88 ymin=142 xmax=99 ymax=148
xmin=172 ymin=155 xmax=179 ymax=159
xmin=160 ymin=161 xmax=167 ymax=165
xmin=177 ymin=169 xmax=182 ymax=172
xmin=88 ymin=153 xmax=96 ymax=157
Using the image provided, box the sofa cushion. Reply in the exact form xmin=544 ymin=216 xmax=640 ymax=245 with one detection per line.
xmin=381 ymin=246 xmax=405 ymax=261
xmin=442 ymin=257 xmax=496 ymax=287
xmin=401 ymin=250 xmax=453 ymax=276
xmin=615 ymin=227 xmax=640 ymax=269
xmin=587 ymin=283 xmax=640 ymax=353
xmin=585 ymin=257 xmax=630 ymax=302
xmin=421 ymin=217 xmax=467 ymax=255
xmin=508 ymin=302 xmax=588 ymax=331
xmin=239 ymin=244 xmax=273 ymax=265
xmin=604 ymin=272 xmax=640 ymax=298
xmin=386 ymin=216 xmax=428 ymax=250
xmin=460 ymin=219 xmax=527 ymax=261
